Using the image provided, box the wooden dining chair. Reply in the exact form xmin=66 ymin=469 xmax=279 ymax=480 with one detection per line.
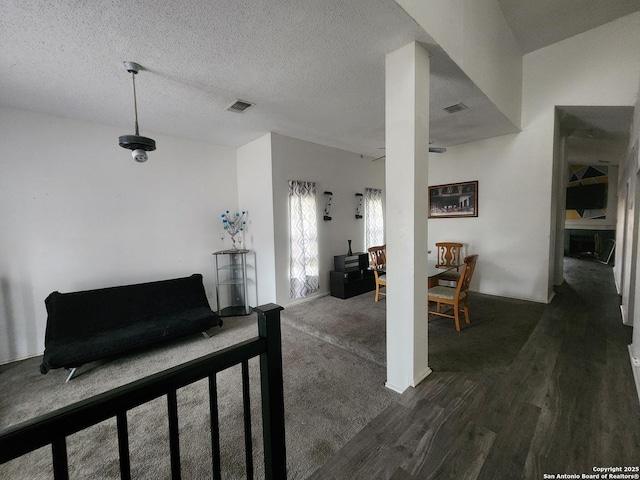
xmin=428 ymin=254 xmax=478 ymax=331
xmin=435 ymin=242 xmax=463 ymax=286
xmin=368 ymin=245 xmax=386 ymax=302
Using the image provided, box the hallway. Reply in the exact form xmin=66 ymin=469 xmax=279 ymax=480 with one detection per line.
xmin=309 ymin=257 xmax=640 ymax=479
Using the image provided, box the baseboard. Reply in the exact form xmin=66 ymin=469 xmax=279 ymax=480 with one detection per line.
xmin=620 ymin=304 xmax=629 ymax=326
xmin=0 ymin=351 xmax=43 ymax=369
xmin=385 ymin=381 xmax=407 ymax=394
xmin=628 ymin=345 xmax=640 ymax=406
xmin=385 ymin=366 xmax=433 ymax=394
xmin=471 ymin=288 xmax=548 ymax=305
xmin=282 ymin=292 xmax=330 ymax=308
xmin=412 ymin=367 xmax=433 ymax=387
xmin=547 ymin=291 xmax=556 ymax=304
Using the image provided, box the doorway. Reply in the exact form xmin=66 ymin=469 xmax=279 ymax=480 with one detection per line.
xmin=552 ymin=106 xmax=633 ymax=291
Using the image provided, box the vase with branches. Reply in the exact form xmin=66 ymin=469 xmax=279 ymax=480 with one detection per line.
xmin=221 ymin=210 xmax=247 ymax=250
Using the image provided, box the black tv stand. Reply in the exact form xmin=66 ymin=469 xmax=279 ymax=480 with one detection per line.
xmin=329 ymin=253 xmax=375 ymax=299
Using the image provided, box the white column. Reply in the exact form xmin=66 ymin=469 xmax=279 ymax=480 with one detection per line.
xmin=237 ymin=133 xmax=277 ymax=305
xmin=385 ymin=42 xmax=431 ymax=393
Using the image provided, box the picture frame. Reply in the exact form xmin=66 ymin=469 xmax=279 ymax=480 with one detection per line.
xmin=428 ymin=180 xmax=478 ymax=218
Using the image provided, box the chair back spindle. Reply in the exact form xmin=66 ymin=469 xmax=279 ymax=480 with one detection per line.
xmin=435 ymin=242 xmax=463 ymax=268
xmin=368 ymin=245 xmax=386 ymax=269
xmin=367 ymin=245 xmax=387 ymax=302
xmin=457 ymin=255 xmax=478 ymax=294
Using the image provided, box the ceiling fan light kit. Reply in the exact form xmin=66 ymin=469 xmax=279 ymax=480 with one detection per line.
xmin=118 ymin=61 xmax=156 ymax=163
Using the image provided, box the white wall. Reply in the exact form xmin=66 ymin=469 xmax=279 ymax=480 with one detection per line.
xmin=616 ymin=97 xmax=640 ymax=294
xmin=271 ymin=134 xmax=384 ymax=307
xmin=0 ymin=107 xmax=237 ymax=364
xmin=397 ymin=0 xmax=522 ymax=128
xmin=427 ymin=13 xmax=640 ymax=303
xmin=428 ymin=134 xmax=546 ymax=301
xmin=0 ymin=110 xmax=385 ymax=362
xmin=619 ymin=77 xmax=640 ymax=400
xmin=237 ymin=133 xmax=277 ymax=306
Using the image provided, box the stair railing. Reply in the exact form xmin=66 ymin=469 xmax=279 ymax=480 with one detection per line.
xmin=0 ymin=304 xmax=286 ymax=480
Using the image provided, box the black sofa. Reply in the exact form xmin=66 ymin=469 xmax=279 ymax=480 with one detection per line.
xmin=40 ymin=273 xmax=222 ymax=377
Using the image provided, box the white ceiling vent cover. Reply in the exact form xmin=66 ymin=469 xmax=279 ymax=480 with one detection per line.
xmin=225 ymin=99 xmax=255 ymax=113
xmin=443 ymin=103 xmax=468 ymax=114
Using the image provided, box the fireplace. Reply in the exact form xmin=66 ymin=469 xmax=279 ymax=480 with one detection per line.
xmin=564 ymin=229 xmax=615 ymax=258
xmin=569 ymin=234 xmax=596 ymax=256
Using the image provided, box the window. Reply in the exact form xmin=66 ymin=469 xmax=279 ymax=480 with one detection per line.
xmin=289 ymin=180 xmax=319 ymax=298
xmin=365 ymin=188 xmax=384 ymax=250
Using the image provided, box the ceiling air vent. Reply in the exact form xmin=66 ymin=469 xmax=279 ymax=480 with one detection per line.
xmin=225 ymin=99 xmax=254 ymax=113
xmin=443 ymin=102 xmax=468 ymax=114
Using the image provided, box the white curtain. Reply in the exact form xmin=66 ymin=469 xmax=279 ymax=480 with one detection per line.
xmin=365 ymin=187 xmax=384 ymax=250
xmin=289 ymin=180 xmax=319 ymax=298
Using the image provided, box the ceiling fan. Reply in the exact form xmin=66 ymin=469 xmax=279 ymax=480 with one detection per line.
xmin=118 ymin=61 xmax=156 ymax=163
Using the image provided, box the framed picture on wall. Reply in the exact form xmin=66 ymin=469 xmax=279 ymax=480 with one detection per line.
xmin=428 ymin=180 xmax=478 ymax=218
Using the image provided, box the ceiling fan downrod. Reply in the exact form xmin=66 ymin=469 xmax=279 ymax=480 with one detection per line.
xmin=118 ymin=61 xmax=156 ymax=163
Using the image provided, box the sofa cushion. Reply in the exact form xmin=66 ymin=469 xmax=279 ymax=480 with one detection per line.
xmin=40 ymin=274 xmax=222 ymax=374
xmin=44 ymin=274 xmax=212 ymax=337
xmin=41 ymin=307 xmax=216 ymax=372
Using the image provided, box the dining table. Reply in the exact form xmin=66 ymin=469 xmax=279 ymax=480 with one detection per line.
xmin=427 ymin=259 xmax=462 ymax=288
xmin=370 ymin=259 xmax=461 ymax=289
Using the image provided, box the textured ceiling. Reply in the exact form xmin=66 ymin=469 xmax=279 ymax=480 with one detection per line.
xmin=498 ymin=0 xmax=640 ymax=54
xmin=559 ymin=106 xmax=634 ymax=165
xmin=0 ymin=1 xmax=638 ymax=158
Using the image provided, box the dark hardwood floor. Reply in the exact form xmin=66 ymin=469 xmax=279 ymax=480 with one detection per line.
xmin=308 ymin=257 xmax=640 ymax=479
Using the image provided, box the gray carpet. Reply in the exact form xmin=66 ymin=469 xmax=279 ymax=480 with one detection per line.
xmin=283 ymin=290 xmax=543 ymax=374
xmin=281 ymin=294 xmax=387 ymax=367
xmin=0 ymin=290 xmax=543 ymax=479
xmin=0 ymin=315 xmax=395 ymax=479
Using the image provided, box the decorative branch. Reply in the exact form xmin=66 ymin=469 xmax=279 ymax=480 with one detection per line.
xmin=355 ymin=193 xmax=363 ymax=219
xmin=221 ymin=210 xmax=247 ymax=249
xmin=323 ymin=191 xmax=333 ymax=221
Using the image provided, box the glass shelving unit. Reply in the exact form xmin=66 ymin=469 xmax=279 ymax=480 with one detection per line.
xmin=213 ymin=249 xmax=255 ymax=316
